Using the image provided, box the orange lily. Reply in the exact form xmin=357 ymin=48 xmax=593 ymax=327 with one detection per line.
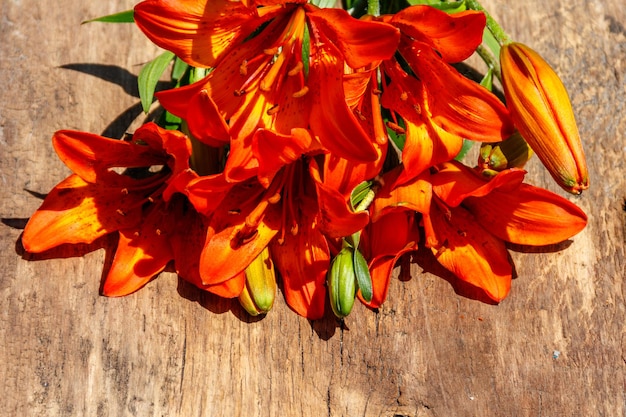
xmin=185 ymin=156 xmax=371 ymax=319
xmin=424 ymin=161 xmax=587 ymax=301
xmin=500 ymin=42 xmax=589 ymax=194
xmin=22 ymin=123 xmax=241 ymax=297
xmin=135 ymin=0 xmax=400 ymax=170
xmin=378 ymin=6 xmax=514 ymax=181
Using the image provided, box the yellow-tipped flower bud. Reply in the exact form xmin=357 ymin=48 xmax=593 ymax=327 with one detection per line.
xmin=478 ymin=131 xmax=534 ymax=177
xmin=327 ymin=248 xmax=358 ymax=319
xmin=238 ymin=247 xmax=277 ymax=316
xmin=500 ymin=42 xmax=589 ymax=194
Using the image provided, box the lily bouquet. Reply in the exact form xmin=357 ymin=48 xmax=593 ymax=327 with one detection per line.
xmin=22 ymin=0 xmax=589 ymax=320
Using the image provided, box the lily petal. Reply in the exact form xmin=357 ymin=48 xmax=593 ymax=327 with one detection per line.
xmin=22 ymin=175 xmax=142 ymax=253
xmin=306 ymin=7 xmax=399 ymax=69
xmin=390 ymin=6 xmax=485 ymax=63
xmin=425 ymin=203 xmax=512 ymax=302
xmin=360 ymin=210 xmax=419 ymax=308
xmin=464 ymin=183 xmax=588 ymax=245
xmin=431 ymin=161 xmax=526 ymax=207
xmin=102 ymin=209 xmax=172 ymax=297
xmin=398 ymin=41 xmax=514 ymax=142
xmin=271 ymin=198 xmax=329 ymax=319
xmin=134 ymin=0 xmax=270 ymax=68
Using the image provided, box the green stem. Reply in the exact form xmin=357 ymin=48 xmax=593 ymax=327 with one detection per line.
xmin=367 ymin=0 xmax=379 ymax=16
xmin=465 ymin=0 xmax=511 ymax=46
xmin=476 ymin=44 xmax=502 ymax=82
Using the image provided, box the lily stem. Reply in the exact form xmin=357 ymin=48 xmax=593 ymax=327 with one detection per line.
xmin=465 ymin=0 xmax=511 ymax=46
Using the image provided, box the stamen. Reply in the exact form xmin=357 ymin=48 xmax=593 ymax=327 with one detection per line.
xmin=386 ymin=121 xmax=406 ymax=134
xmin=266 ymin=104 xmax=280 ymax=116
xmin=400 ymin=91 xmax=408 ymax=101
xmin=292 ymin=86 xmax=309 ymax=98
xmin=288 ymin=61 xmax=303 ymax=76
xmin=260 ymin=52 xmax=287 ymax=92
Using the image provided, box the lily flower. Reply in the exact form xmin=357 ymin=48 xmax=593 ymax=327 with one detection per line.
xmin=134 ymin=0 xmax=400 ymax=171
xmin=378 ymin=6 xmax=514 ymax=181
xmin=500 ymin=42 xmax=589 ymax=194
xmin=424 ymin=161 xmax=587 ymax=301
xmin=22 ymin=123 xmax=240 ymax=297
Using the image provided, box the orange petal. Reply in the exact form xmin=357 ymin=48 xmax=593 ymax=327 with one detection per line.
xmin=22 ymin=175 xmax=142 ymax=253
xmin=370 ymin=166 xmax=432 ymax=223
xmin=252 ymin=128 xmax=319 ymax=188
xmin=391 ymin=6 xmax=485 ymax=63
xmin=199 ymin=184 xmax=280 ymax=285
xmin=52 ymin=130 xmax=165 ymax=185
xmin=397 ymin=41 xmax=514 ymax=142
xmin=426 ymin=203 xmax=512 ymax=302
xmin=102 ymin=214 xmax=172 ymax=297
xmin=309 ymin=158 xmax=370 ymax=238
xmin=308 ymin=42 xmax=378 ymax=162
xmin=270 ymin=200 xmax=329 ymax=319
xmin=431 ymin=161 xmax=526 ymax=207
xmin=360 ymin=210 xmax=419 ymax=308
xmin=306 ymin=7 xmax=399 ymax=69
xmin=464 ymin=183 xmax=588 ymax=245
xmin=134 ymin=0 xmax=272 ymax=68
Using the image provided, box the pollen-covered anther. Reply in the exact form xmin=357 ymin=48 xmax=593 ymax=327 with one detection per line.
xmin=288 ymin=61 xmax=303 ymax=76
xmin=239 ymin=60 xmax=248 ymax=76
xmin=121 ymin=188 xmax=129 ymax=195
xmin=386 ymin=121 xmax=406 ymax=134
xmin=116 ymin=209 xmax=126 ymax=216
xmin=263 ymin=47 xmax=279 ymax=56
xmin=267 ymin=193 xmax=281 ymax=204
xmin=292 ymin=86 xmax=309 ymax=98
xmin=156 ymin=229 xmax=162 ymax=236
xmin=266 ymin=104 xmax=280 ymax=116
xmin=400 ymin=91 xmax=408 ymax=101
xmin=290 ymin=223 xmax=299 ymax=236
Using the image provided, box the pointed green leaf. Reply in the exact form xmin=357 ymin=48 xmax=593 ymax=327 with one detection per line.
xmin=82 ymin=10 xmax=134 ymax=24
xmin=353 ymin=249 xmax=373 ymax=302
xmin=138 ymin=51 xmax=175 ymax=113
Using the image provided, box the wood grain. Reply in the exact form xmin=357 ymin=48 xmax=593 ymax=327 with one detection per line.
xmin=1 ymin=1 xmax=624 ymax=416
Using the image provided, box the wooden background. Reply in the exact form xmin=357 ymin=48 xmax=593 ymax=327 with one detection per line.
xmin=1 ymin=1 xmax=624 ymax=416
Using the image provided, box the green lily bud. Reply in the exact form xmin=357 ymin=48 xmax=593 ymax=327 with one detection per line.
xmin=238 ymin=247 xmax=277 ymax=316
xmin=327 ymin=247 xmax=358 ymax=318
xmin=478 ymin=131 xmax=534 ymax=177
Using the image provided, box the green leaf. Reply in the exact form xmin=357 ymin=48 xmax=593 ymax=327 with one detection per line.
xmin=311 ymin=0 xmax=337 ymax=7
xmin=480 ymin=67 xmax=494 ymax=91
xmin=138 ymin=51 xmax=175 ymax=113
xmin=171 ymin=57 xmax=189 ymax=82
xmin=353 ymin=249 xmax=373 ymax=302
xmin=350 ymin=180 xmax=373 ymax=210
xmin=82 ymin=10 xmax=134 ymax=24
xmin=455 ymin=139 xmax=474 ymax=162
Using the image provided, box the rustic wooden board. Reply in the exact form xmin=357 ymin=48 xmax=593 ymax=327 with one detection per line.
xmin=1 ymin=1 xmax=624 ymax=416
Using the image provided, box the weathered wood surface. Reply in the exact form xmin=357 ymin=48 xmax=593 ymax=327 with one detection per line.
xmin=1 ymin=1 xmax=624 ymax=416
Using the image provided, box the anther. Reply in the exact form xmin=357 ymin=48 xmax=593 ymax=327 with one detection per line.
xmin=386 ymin=121 xmax=406 ymax=134
xmin=288 ymin=61 xmax=303 ymax=76
xmin=266 ymin=104 xmax=280 ymax=116
xmin=292 ymin=86 xmax=309 ymax=98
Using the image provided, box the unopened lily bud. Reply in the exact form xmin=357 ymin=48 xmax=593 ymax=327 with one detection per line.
xmin=327 ymin=248 xmax=358 ymax=318
xmin=478 ymin=131 xmax=534 ymax=177
xmin=238 ymin=247 xmax=276 ymax=316
xmin=500 ymin=42 xmax=589 ymax=194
